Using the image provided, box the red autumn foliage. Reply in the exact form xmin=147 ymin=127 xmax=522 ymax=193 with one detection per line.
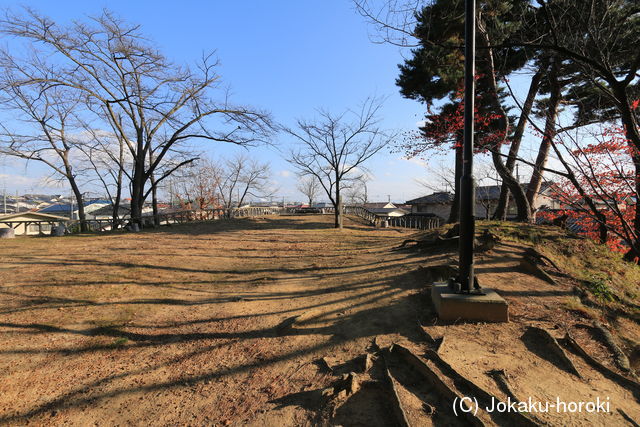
xmin=538 ymin=125 xmax=638 ymax=258
xmin=395 ymin=85 xmax=505 ymax=160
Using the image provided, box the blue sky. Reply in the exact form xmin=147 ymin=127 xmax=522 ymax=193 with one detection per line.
xmin=0 ymin=0 xmax=513 ymax=203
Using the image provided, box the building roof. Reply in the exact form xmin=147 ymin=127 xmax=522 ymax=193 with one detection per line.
xmin=407 ymin=182 xmax=555 ymax=205
xmin=476 ymin=185 xmax=502 ymax=201
xmin=367 ymin=207 xmax=409 ymax=216
xmin=38 ymin=199 xmax=111 ymax=214
xmin=406 ymin=192 xmax=454 ymax=205
xmin=89 ymin=204 xmax=131 ymax=217
xmin=0 ymin=212 xmax=69 ymax=221
xmin=363 ymin=202 xmax=397 ymax=209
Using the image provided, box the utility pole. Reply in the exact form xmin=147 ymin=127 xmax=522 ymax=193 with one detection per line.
xmin=456 ymin=0 xmax=478 ymax=293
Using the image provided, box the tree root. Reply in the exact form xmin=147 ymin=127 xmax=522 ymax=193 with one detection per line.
xmin=400 ymin=229 xmax=499 ymax=253
xmin=393 ymin=344 xmax=541 ymax=427
xmin=399 ymin=236 xmax=459 ymax=251
xmin=390 ymin=344 xmax=486 ymax=427
xmin=486 ymin=369 xmax=520 ymax=403
xmin=519 ymin=255 xmax=559 ymax=285
xmin=564 ymin=331 xmax=640 ymax=401
xmin=593 ymin=321 xmax=633 ymax=374
xmin=523 ymin=247 xmax=561 ymax=271
xmin=381 ymin=349 xmax=411 ymax=427
xmin=418 ymin=264 xmax=458 ymax=284
xmin=524 ymin=327 xmax=582 ymax=378
xmin=416 ymin=323 xmax=446 ymax=353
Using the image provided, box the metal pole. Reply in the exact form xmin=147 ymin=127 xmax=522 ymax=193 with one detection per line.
xmin=458 ymin=0 xmax=476 ymax=293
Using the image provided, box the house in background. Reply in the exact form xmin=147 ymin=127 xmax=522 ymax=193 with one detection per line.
xmin=0 ymin=212 xmax=68 ymax=235
xmin=38 ymin=199 xmax=111 ymax=219
xmin=406 ymin=183 xmax=559 ymax=221
xmin=362 ymin=202 xmax=397 ymax=210
xmin=352 ymin=202 xmax=407 ymax=217
xmin=394 ymin=203 xmax=413 ymax=212
xmin=367 ymin=207 xmax=409 ymax=217
xmin=405 ymin=192 xmax=454 ymax=220
xmin=1 ymin=194 xmax=64 ymax=214
xmin=88 ymin=204 xmax=132 ymax=220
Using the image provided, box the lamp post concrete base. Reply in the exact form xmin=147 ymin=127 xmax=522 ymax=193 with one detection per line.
xmin=431 ymin=282 xmax=509 ymax=322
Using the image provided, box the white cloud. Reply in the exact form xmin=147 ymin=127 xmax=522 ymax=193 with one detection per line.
xmin=0 ymin=173 xmax=64 ymax=190
xmin=400 ymin=156 xmax=428 ymax=168
xmin=278 ymin=170 xmax=291 ymax=178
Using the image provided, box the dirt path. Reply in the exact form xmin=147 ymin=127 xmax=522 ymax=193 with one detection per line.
xmin=1 ymin=215 xmax=638 ymax=425
xmin=0 ymin=215 xmax=428 ymax=425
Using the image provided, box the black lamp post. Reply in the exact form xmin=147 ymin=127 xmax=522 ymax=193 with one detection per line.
xmin=457 ymin=0 xmax=478 ymax=293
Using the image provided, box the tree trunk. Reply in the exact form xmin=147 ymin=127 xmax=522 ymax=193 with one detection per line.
xmin=526 ymin=58 xmax=561 ymax=219
xmin=68 ymin=175 xmax=87 ymax=232
xmin=623 ymin=155 xmax=640 ymax=264
xmin=334 ymin=185 xmax=343 ymax=229
xmin=494 ymin=68 xmax=543 ymax=220
xmin=447 ymin=142 xmax=462 ymax=223
xmin=130 ymin=156 xmax=146 ymax=227
xmin=611 ymin=83 xmax=640 ymax=263
xmin=112 ymin=189 xmax=121 ymax=230
xmin=63 ymin=161 xmax=87 ymax=232
xmin=477 ymin=23 xmax=531 ymax=223
xmin=151 ymin=180 xmax=159 ymax=226
xmin=112 ymin=141 xmax=124 ymax=230
xmin=149 ymin=149 xmax=160 ymax=227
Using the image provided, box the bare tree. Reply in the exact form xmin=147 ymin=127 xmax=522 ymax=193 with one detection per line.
xmin=216 ymin=153 xmax=274 ymax=210
xmin=0 ymin=76 xmax=93 ymax=230
xmin=75 ymin=125 xmax=130 ymax=229
xmin=344 ymin=174 xmax=370 ymax=205
xmin=0 ymin=8 xmax=274 ymax=227
xmin=173 ymin=157 xmax=221 ymax=210
xmin=354 ymin=0 xmax=422 ymax=47
xmin=286 ymin=98 xmax=396 ymax=229
xmin=297 ymin=175 xmax=321 ymax=206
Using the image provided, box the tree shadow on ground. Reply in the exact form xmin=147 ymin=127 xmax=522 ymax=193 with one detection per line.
xmin=0 ymin=225 xmax=433 ymax=423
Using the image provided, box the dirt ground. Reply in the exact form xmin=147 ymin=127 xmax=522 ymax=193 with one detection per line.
xmin=0 ymin=214 xmax=639 ymax=426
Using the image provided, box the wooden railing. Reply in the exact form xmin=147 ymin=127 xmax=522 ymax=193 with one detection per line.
xmin=1 ymin=207 xmax=285 ymax=236
xmin=385 ymin=215 xmax=440 ymax=230
xmin=343 ymin=206 xmax=378 ymax=223
xmin=0 ymin=219 xmax=67 ymax=235
xmin=343 ymin=205 xmax=441 ymax=230
xmin=1 ymin=205 xmax=441 ymax=236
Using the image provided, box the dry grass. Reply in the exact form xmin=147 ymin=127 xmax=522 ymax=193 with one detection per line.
xmin=0 ymin=215 xmax=427 ymax=425
xmin=1 ymin=215 xmax=639 ymax=425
